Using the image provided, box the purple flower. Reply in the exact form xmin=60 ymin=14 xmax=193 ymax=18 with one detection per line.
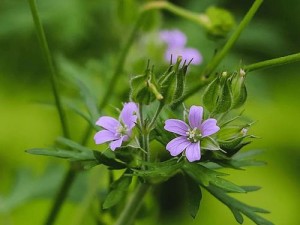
xmin=160 ymin=29 xmax=202 ymax=65
xmin=164 ymin=106 xmax=220 ymax=162
xmin=94 ymin=102 xmax=138 ymax=151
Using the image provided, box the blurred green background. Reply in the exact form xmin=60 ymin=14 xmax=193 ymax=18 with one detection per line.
xmin=1 ymin=0 xmax=300 ymax=225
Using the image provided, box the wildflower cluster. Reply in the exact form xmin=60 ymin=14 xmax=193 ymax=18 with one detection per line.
xmin=25 ymin=1 xmax=281 ymax=223
xmin=28 ymin=52 xmax=272 ymax=225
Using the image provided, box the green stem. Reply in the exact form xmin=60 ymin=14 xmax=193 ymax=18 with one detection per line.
xmin=147 ymin=102 xmax=164 ymax=130
xmin=80 ymin=12 xmax=146 ymax=146
xmin=142 ymin=1 xmax=207 ymax=27
xmin=244 ymin=52 xmax=300 ymax=72
xmin=44 ymin=167 xmax=77 ymax=225
xmin=114 ymin=183 xmax=150 ymax=225
xmin=202 ymin=0 xmax=263 ymax=77
xmin=27 ymin=0 xmax=70 ymax=139
xmin=41 ymin=10 xmax=148 ymax=225
xmin=172 ymin=0 xmax=263 ymax=108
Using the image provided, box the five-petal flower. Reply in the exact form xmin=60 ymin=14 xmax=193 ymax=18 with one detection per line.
xmin=164 ymin=105 xmax=220 ymax=162
xmin=94 ymin=102 xmax=138 ymax=151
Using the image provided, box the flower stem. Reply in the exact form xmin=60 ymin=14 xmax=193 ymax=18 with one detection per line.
xmin=244 ymin=52 xmax=300 ymax=72
xmin=148 ymin=102 xmax=164 ymax=130
xmin=40 ymin=10 xmax=148 ymax=225
xmin=80 ymin=12 xmax=146 ymax=146
xmin=114 ymin=183 xmax=150 ymax=225
xmin=142 ymin=1 xmax=207 ymax=27
xmin=27 ymin=0 xmax=70 ymax=139
xmin=44 ymin=166 xmax=77 ymax=225
xmin=202 ymin=0 xmax=263 ymax=77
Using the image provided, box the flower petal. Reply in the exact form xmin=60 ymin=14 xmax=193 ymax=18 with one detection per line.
xmin=189 ymin=106 xmax=203 ymax=129
xmin=109 ymin=136 xmax=125 ymax=151
xmin=201 ymin=119 xmax=220 ymax=137
xmin=166 ymin=136 xmax=191 ymax=156
xmin=164 ymin=119 xmax=189 ymax=136
xmin=96 ymin=116 xmax=119 ymax=132
xmin=185 ymin=142 xmax=201 ymax=162
xmin=180 ymin=48 xmax=202 ymax=65
xmin=120 ymin=102 xmax=138 ymax=129
xmin=94 ymin=130 xmax=118 ymax=145
xmin=160 ymin=29 xmax=187 ymax=48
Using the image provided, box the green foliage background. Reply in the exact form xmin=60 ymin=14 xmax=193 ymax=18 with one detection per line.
xmin=0 ymin=0 xmax=299 ymax=224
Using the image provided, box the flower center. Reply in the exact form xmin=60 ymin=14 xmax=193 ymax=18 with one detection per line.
xmin=116 ymin=124 xmax=128 ymax=136
xmin=186 ymin=127 xmax=202 ymax=143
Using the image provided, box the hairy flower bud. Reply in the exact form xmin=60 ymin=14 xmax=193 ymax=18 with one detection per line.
xmin=230 ymin=69 xmax=247 ymax=109
xmin=201 ymin=6 xmax=235 ymax=38
xmin=159 ymin=56 xmax=189 ymax=105
xmin=217 ymin=125 xmax=251 ymax=156
xmin=130 ymin=64 xmax=162 ymax=105
xmin=202 ymin=71 xmax=232 ymax=114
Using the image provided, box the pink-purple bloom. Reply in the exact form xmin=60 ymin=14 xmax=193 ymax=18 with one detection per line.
xmin=164 ymin=106 xmax=220 ymax=162
xmin=94 ymin=102 xmax=138 ymax=151
xmin=160 ymin=29 xmax=202 ymax=65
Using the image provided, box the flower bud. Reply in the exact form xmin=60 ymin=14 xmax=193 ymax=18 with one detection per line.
xmin=230 ymin=69 xmax=247 ymax=109
xmin=130 ymin=64 xmax=162 ymax=105
xmin=202 ymin=71 xmax=232 ymax=114
xmin=217 ymin=125 xmax=251 ymax=156
xmin=159 ymin=56 xmax=188 ymax=105
xmin=201 ymin=6 xmax=235 ymax=39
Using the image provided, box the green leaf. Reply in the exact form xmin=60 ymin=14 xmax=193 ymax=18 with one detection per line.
xmin=63 ymin=99 xmax=97 ymax=129
xmin=27 ymin=138 xmax=127 ymax=170
xmin=185 ymin=175 xmax=202 ymax=219
xmin=57 ymin=56 xmax=100 ymax=122
xmin=93 ymin=150 xmax=127 ymax=170
xmin=201 ymin=137 xmax=220 ymax=151
xmin=202 ymin=77 xmax=221 ymax=112
xmin=183 ymin=163 xmax=245 ymax=193
xmin=205 ymin=185 xmax=274 ymax=225
xmin=211 ymin=149 xmax=266 ymax=170
xmin=0 ymin=166 xmax=63 ymax=213
xmin=133 ymin=159 xmax=183 ymax=184
xmin=231 ymin=208 xmax=244 ymax=224
xmin=26 ymin=147 xmax=93 ymax=161
xmin=102 ymin=172 xmax=132 ymax=209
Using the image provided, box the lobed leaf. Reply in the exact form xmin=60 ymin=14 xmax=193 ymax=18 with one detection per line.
xmin=102 ymin=171 xmax=132 ymax=209
xmin=205 ymin=185 xmax=274 ymax=225
xmin=185 ymin=175 xmax=202 ymax=219
xmin=183 ymin=162 xmax=245 ymax=193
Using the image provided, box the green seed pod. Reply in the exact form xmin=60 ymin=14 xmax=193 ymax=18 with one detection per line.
xmin=202 ymin=76 xmax=222 ymax=112
xmin=159 ymin=56 xmax=182 ymax=105
xmin=130 ymin=65 xmax=162 ymax=105
xmin=213 ymin=76 xmax=232 ymax=114
xmin=230 ymin=69 xmax=247 ymax=109
xmin=203 ymin=72 xmax=233 ymax=114
xmin=173 ymin=61 xmax=188 ymax=102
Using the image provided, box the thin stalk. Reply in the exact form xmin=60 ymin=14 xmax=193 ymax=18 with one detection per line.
xmin=44 ymin=167 xmax=77 ymax=225
xmin=42 ymin=10 xmax=148 ymax=225
xmin=244 ymin=52 xmax=300 ymax=72
xmin=114 ymin=183 xmax=150 ymax=225
xmin=147 ymin=102 xmax=164 ymax=130
xmin=202 ymin=0 xmax=263 ymax=77
xmin=27 ymin=0 xmax=70 ymax=139
xmin=80 ymin=12 xmax=146 ymax=145
xmin=142 ymin=1 xmax=207 ymax=27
